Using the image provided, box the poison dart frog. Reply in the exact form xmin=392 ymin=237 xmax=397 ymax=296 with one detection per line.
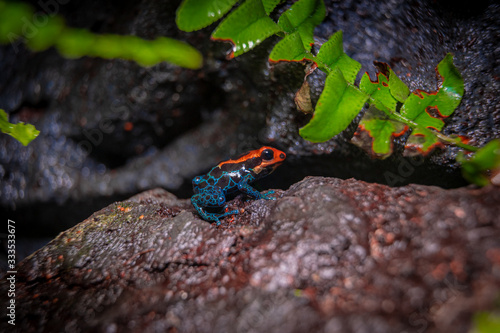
xmin=191 ymin=146 xmax=286 ymax=225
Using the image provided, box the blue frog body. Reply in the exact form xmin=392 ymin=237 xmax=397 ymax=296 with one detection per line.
xmin=191 ymin=147 xmax=286 ymax=224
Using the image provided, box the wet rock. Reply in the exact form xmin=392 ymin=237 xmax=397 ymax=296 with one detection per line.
xmin=0 ymin=0 xmax=499 ymax=245
xmin=1 ymin=177 xmax=499 ymax=332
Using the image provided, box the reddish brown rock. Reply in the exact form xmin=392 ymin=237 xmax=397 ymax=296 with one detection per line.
xmin=1 ymin=178 xmax=499 ymax=332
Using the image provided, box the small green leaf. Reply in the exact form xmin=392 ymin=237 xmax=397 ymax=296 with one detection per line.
xmin=388 ymin=69 xmax=410 ymax=103
xmin=152 ymin=37 xmax=203 ymax=69
xmin=316 ymin=31 xmax=361 ymax=83
xmin=176 ymin=0 xmax=238 ymax=32
xmin=436 ymin=53 xmax=465 ymax=113
xmin=363 ymin=120 xmax=396 ymax=156
xmin=404 ymin=127 xmax=444 ymax=156
xmin=126 ymin=37 xmax=162 ymax=67
xmin=277 ymin=0 xmax=326 ymax=50
xmin=404 ymin=99 xmax=445 ymax=130
xmin=262 ymin=0 xmax=281 ymax=15
xmin=26 ymin=16 xmax=65 ymax=51
xmin=0 ymin=1 xmax=32 ymax=43
xmin=91 ymin=34 xmax=126 ymax=59
xmin=269 ymin=31 xmax=314 ymax=63
xmin=473 ymin=311 xmax=500 ymax=333
xmin=465 ymin=139 xmax=500 ymax=170
xmin=0 ymin=109 xmax=40 ymax=146
xmin=1 ymin=1 xmax=203 ymax=69
xmin=401 ymin=53 xmax=464 ymax=130
xmin=360 ymin=61 xmax=409 ymax=111
xmin=211 ymin=0 xmax=281 ymax=58
xmin=351 ymin=108 xmax=408 ymax=158
xmin=299 ymin=68 xmax=368 ymax=142
xmin=457 ymin=139 xmax=500 ymax=186
xmin=55 ymin=30 xmax=203 ymax=69
xmin=55 ymin=28 xmax=98 ymax=58
xmin=360 ymin=71 xmax=397 ymax=112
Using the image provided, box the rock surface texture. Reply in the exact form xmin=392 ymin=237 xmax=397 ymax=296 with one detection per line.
xmin=1 ymin=0 xmax=499 ymax=238
xmin=1 ymin=177 xmax=499 ymax=332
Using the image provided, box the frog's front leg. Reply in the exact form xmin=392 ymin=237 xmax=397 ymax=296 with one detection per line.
xmin=237 ymin=175 xmax=276 ymax=200
xmin=191 ymin=185 xmax=239 ymax=225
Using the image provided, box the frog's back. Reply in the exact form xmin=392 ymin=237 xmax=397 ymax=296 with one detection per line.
xmin=207 ymin=159 xmax=256 ymax=193
xmin=193 ymin=146 xmax=286 ymax=196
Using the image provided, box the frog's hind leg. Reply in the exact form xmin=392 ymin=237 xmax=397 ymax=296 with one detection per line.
xmin=191 ymin=202 xmax=238 ymax=225
xmin=191 ymin=186 xmax=239 ymax=225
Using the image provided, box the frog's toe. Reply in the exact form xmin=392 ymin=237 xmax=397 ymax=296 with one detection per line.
xmin=262 ymin=190 xmax=277 ymax=200
xmin=221 ymin=209 xmax=239 ymax=217
xmin=214 ymin=209 xmax=239 ymax=225
xmin=206 ymin=215 xmax=220 ymax=223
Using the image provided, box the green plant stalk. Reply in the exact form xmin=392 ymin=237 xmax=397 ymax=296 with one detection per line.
xmin=377 ymin=101 xmax=479 ymax=152
xmin=0 ymin=109 xmax=39 ymax=146
xmin=287 ymin=31 xmax=475 ymax=153
xmin=0 ymin=0 xmax=202 ymax=69
xmin=286 ymin=32 xmax=479 ymax=154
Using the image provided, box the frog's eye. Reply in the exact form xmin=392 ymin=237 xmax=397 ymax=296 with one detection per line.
xmin=261 ymin=149 xmax=274 ymax=161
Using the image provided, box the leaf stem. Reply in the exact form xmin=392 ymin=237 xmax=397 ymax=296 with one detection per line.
xmin=388 ymin=111 xmax=479 ymax=152
xmin=366 ymin=97 xmax=479 ymax=152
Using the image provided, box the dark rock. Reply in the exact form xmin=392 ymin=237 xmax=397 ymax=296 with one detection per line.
xmin=1 ymin=177 xmax=499 ymax=332
xmin=0 ymin=0 xmax=499 ymax=250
